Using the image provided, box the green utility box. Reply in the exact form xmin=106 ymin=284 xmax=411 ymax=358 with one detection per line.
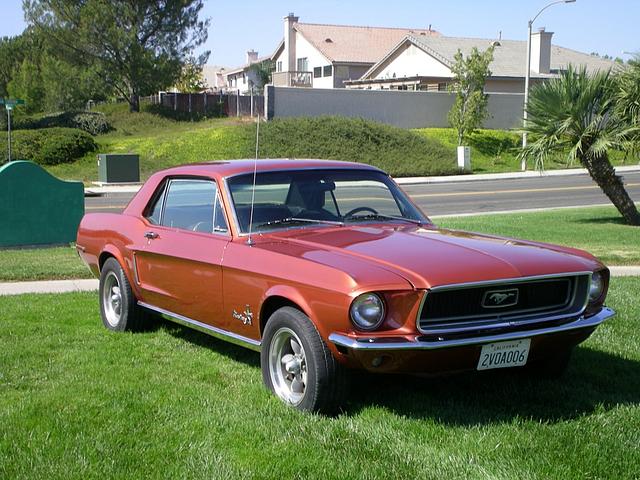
xmin=97 ymin=153 xmax=140 ymax=183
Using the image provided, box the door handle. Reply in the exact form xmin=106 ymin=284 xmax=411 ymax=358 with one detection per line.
xmin=144 ymin=231 xmax=159 ymax=239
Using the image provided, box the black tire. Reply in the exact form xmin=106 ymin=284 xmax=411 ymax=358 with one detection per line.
xmin=525 ymin=348 xmax=573 ymax=379
xmin=99 ymin=257 xmax=147 ymax=332
xmin=261 ymin=306 xmax=349 ymax=413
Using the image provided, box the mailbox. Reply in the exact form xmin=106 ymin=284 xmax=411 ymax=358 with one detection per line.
xmin=98 ymin=154 xmax=140 ymax=183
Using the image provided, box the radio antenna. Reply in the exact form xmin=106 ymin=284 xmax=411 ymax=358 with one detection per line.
xmin=246 ymin=109 xmax=260 ymax=245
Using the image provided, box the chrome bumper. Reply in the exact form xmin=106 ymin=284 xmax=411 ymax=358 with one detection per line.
xmin=329 ymin=307 xmax=615 ymax=351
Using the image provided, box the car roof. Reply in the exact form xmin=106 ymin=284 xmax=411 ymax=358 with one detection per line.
xmin=158 ymin=159 xmax=383 ymax=179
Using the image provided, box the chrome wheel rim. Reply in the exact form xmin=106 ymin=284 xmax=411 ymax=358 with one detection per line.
xmin=102 ymin=271 xmax=122 ymax=327
xmin=268 ymin=327 xmax=308 ymax=405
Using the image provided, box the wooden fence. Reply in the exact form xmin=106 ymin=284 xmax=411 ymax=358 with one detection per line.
xmin=142 ymin=92 xmax=264 ymax=117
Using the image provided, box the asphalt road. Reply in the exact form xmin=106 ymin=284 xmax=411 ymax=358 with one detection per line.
xmin=84 ymin=171 xmax=640 ymax=217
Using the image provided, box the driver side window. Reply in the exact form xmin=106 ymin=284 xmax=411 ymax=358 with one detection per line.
xmin=145 ymin=178 xmax=228 ymax=234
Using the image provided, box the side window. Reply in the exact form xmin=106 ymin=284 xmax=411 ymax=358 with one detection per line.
xmin=145 ymin=182 xmax=167 ymax=225
xmin=158 ymin=179 xmax=228 ymax=234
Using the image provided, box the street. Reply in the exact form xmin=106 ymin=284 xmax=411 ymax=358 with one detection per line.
xmin=85 ymin=170 xmax=640 ymax=217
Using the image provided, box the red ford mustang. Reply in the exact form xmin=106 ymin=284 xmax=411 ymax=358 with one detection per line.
xmin=77 ymin=159 xmax=614 ymax=412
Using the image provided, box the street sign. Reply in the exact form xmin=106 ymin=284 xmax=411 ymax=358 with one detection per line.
xmin=0 ymin=98 xmax=25 ymax=107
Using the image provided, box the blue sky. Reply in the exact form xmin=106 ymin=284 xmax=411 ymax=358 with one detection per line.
xmin=1 ymin=0 xmax=638 ymax=68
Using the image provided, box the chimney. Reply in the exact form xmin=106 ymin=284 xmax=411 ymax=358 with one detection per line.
xmin=246 ymin=49 xmax=258 ymax=64
xmin=283 ymin=12 xmax=298 ymax=72
xmin=530 ymin=27 xmax=553 ymax=74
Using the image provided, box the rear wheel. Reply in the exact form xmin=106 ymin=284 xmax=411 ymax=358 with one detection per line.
xmin=99 ymin=257 xmax=147 ymax=332
xmin=261 ymin=307 xmax=348 ymax=413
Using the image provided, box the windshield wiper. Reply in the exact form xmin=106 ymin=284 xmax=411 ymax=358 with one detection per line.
xmin=344 ymin=214 xmax=423 ymax=225
xmin=254 ymin=217 xmax=344 ymax=229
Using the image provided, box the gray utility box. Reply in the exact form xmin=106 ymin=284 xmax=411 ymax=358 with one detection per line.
xmin=97 ymin=154 xmax=140 ymax=183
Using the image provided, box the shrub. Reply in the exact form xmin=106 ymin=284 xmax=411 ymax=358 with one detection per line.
xmin=0 ymin=127 xmax=97 ymax=166
xmin=13 ymin=111 xmax=112 ymax=135
xmin=244 ymin=116 xmax=458 ymax=177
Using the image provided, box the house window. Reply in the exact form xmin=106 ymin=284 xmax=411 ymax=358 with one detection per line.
xmin=313 ymin=67 xmax=322 ymax=78
xmin=296 ymin=57 xmax=308 ymax=72
xmin=438 ymin=82 xmax=448 ymax=92
xmin=323 ymin=65 xmax=332 ymax=77
xmin=335 ymin=66 xmax=349 ymax=78
xmin=276 ymin=61 xmax=282 ymax=72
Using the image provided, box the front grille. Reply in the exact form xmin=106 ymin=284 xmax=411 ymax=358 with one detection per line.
xmin=418 ymin=274 xmax=590 ymax=334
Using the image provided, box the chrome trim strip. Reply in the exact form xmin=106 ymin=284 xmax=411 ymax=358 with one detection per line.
xmin=331 ymin=307 xmax=614 ymax=351
xmin=416 ymin=272 xmax=592 ymax=333
xmin=138 ymin=301 xmax=261 ymax=352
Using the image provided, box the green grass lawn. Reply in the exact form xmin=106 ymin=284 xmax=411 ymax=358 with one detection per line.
xmin=435 ymin=205 xmax=640 ymax=266
xmin=36 ymin=105 xmax=639 ymax=183
xmin=0 ymin=206 xmax=637 ymax=283
xmin=1 ymin=278 xmax=639 ymax=479
xmin=0 ymin=245 xmax=92 ymax=281
xmin=416 ymin=128 xmax=634 ymax=173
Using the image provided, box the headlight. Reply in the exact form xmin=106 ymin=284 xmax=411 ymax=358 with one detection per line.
xmin=350 ymin=293 xmax=385 ymax=330
xmin=589 ymin=271 xmax=604 ymax=301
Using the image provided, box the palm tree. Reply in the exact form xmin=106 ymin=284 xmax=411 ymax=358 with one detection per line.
xmin=521 ymin=65 xmax=640 ymax=226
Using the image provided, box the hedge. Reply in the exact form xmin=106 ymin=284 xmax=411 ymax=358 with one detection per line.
xmin=14 ymin=111 xmax=112 ymax=135
xmin=0 ymin=128 xmax=98 ymax=166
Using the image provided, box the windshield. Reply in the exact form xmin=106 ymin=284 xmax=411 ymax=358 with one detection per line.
xmin=227 ymin=168 xmax=428 ymax=233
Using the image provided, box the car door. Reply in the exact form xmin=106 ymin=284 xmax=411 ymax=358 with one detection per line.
xmin=134 ymin=177 xmax=230 ymax=326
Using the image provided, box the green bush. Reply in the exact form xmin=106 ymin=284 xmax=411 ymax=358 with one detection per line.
xmin=246 ymin=116 xmax=457 ymax=177
xmin=0 ymin=127 xmax=97 ymax=165
xmin=14 ymin=111 xmax=112 ymax=135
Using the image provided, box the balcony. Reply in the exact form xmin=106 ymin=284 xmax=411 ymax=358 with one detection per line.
xmin=272 ymin=71 xmax=312 ymax=88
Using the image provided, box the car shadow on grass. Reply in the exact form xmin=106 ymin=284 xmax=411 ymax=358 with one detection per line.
xmin=154 ymin=317 xmax=639 ymax=423
xmin=346 ymin=346 xmax=640 ymax=424
xmin=158 ymin=318 xmax=260 ymax=367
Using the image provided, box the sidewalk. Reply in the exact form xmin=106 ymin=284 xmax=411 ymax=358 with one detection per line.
xmin=2 ymin=266 xmax=639 ymax=296
xmin=84 ymin=165 xmax=640 ymax=195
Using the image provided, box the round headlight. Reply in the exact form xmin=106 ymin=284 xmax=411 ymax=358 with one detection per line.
xmin=589 ymin=271 xmax=604 ymax=301
xmin=350 ymin=293 xmax=385 ymax=331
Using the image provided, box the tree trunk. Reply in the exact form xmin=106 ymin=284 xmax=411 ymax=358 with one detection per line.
xmin=582 ymin=152 xmax=640 ymax=226
xmin=129 ymin=91 xmax=140 ymax=112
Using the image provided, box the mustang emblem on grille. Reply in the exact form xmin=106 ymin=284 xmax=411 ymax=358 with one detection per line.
xmin=482 ymin=288 xmax=519 ymax=308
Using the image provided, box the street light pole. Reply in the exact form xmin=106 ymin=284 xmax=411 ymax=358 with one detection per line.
xmin=521 ymin=0 xmax=576 ymax=170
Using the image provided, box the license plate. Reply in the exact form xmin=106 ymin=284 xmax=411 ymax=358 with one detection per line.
xmin=477 ymin=338 xmax=531 ymax=371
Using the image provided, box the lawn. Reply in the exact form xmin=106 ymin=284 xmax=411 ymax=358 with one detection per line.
xmin=416 ymin=128 xmax=633 ymax=173
xmin=1 ymin=278 xmax=639 ymax=479
xmin=0 ymin=245 xmax=92 ymax=281
xmin=0 ymin=206 xmax=637 ymax=283
xmin=435 ymin=205 xmax=640 ymax=266
xmin=36 ymin=105 xmax=638 ymax=183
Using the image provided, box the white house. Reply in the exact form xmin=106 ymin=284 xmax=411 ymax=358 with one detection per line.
xmin=201 ymin=65 xmax=228 ymax=91
xmin=345 ymin=29 xmax=617 ymax=93
xmin=225 ymin=50 xmax=268 ymax=94
xmin=269 ymin=13 xmax=440 ymax=89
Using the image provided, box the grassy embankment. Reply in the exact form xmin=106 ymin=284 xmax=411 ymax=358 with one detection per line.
xmin=42 ymin=104 xmax=637 ymax=183
xmin=1 ymin=205 xmax=638 ymax=282
xmin=1 ymin=277 xmax=638 ymax=478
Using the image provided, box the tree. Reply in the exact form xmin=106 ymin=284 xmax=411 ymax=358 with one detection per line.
xmin=447 ymin=46 xmax=494 ymax=146
xmin=615 ymin=56 xmax=640 ymax=145
xmin=174 ymin=59 xmax=205 ymax=93
xmin=250 ymin=60 xmax=274 ymax=93
xmin=520 ymin=65 xmax=640 ymax=226
xmin=23 ymin=0 xmax=210 ymax=112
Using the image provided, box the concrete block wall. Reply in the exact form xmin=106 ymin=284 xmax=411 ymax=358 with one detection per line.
xmin=265 ymin=86 xmax=524 ymax=130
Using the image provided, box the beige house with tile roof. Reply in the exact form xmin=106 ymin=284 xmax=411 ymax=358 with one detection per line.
xmin=269 ymin=14 xmax=439 ymax=89
xmin=345 ymin=29 xmax=617 ymax=92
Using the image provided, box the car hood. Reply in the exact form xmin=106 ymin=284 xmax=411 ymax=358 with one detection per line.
xmin=257 ymin=224 xmax=601 ymax=289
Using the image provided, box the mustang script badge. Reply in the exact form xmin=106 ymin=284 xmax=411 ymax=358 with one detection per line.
xmin=482 ymin=288 xmax=519 ymax=308
xmin=232 ymin=305 xmax=253 ymax=326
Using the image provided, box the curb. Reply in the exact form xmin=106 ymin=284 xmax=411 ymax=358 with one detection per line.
xmin=394 ymin=165 xmax=640 ymax=185
xmin=1 ymin=267 xmax=638 ymax=296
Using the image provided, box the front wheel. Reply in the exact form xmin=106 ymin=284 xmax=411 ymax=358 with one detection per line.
xmin=261 ymin=307 xmax=348 ymax=413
